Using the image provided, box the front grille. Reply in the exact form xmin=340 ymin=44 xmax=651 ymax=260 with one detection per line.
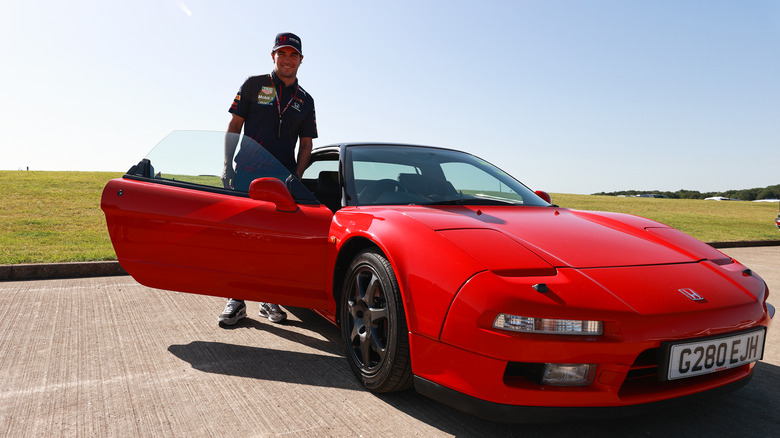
xmin=504 ymin=361 xmax=545 ymax=385
xmin=624 ymin=348 xmax=661 ymax=382
xmin=618 ymin=347 xmax=751 ymax=400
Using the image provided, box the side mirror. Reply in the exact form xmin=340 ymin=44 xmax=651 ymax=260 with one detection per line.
xmin=535 ymin=190 xmax=552 ymax=204
xmin=248 ymin=178 xmax=299 ymax=212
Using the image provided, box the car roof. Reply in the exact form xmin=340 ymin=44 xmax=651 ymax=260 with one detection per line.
xmin=312 ymin=142 xmax=464 ymax=155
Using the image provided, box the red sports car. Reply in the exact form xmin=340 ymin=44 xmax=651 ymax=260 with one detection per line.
xmin=102 ymin=131 xmax=773 ymax=422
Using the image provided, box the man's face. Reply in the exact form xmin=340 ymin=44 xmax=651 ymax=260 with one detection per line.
xmin=272 ymin=47 xmax=302 ymax=82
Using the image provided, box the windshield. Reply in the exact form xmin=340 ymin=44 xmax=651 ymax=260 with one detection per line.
xmin=125 ymin=130 xmax=316 ymax=202
xmin=344 ymin=145 xmax=549 ymax=207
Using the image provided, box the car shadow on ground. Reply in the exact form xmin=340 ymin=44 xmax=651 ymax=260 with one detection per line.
xmin=169 ymin=307 xmax=780 ymax=437
xmin=167 ymin=341 xmax=360 ymax=390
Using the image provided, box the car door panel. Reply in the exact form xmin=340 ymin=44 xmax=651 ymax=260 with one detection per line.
xmin=102 ymin=178 xmax=333 ymax=309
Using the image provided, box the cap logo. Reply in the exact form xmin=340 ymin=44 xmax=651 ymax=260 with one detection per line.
xmin=274 ymin=32 xmax=302 ymax=54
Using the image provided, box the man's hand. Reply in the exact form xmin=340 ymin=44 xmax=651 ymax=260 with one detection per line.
xmin=222 ymin=165 xmax=236 ymax=189
xmin=296 ymin=137 xmax=313 ymax=178
xmin=224 ymin=115 xmax=245 ymax=189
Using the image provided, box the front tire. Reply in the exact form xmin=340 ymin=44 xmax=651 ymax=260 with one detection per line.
xmin=340 ymin=248 xmax=413 ymax=392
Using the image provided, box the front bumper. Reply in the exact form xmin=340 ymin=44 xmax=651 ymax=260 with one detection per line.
xmin=408 ymin=330 xmax=762 ymax=410
xmin=413 ymin=371 xmax=754 ymax=423
xmin=408 ymin=264 xmax=772 ymax=412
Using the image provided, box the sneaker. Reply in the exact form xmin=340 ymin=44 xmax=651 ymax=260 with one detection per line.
xmin=218 ymin=299 xmax=246 ymax=326
xmin=259 ymin=302 xmax=287 ymax=323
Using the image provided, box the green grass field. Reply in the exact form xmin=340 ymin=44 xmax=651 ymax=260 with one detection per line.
xmin=550 ymin=193 xmax=780 ymax=243
xmin=1 ymin=171 xmax=124 ymax=264
xmin=1 ymin=171 xmax=778 ymax=264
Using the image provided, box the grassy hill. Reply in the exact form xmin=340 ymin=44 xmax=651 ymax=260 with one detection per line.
xmin=1 ymin=171 xmax=124 ymax=264
xmin=550 ymin=193 xmax=778 ymax=243
xmin=1 ymin=170 xmax=778 ymax=264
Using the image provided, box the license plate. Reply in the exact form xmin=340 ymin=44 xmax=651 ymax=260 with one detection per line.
xmin=663 ymin=328 xmax=766 ymax=381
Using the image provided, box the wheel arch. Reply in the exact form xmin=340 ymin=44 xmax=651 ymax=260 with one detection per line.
xmin=329 ymin=209 xmax=487 ymax=339
xmin=332 ymin=236 xmax=383 ymax=326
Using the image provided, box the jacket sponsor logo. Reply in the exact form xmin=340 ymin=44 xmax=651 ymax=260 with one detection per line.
xmin=257 ymin=86 xmax=276 ymax=105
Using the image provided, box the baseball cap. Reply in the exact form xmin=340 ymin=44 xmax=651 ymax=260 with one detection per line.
xmin=272 ymin=32 xmax=302 ymax=55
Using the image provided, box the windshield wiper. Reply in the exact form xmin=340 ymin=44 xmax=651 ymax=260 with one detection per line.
xmin=424 ymin=198 xmax=521 ymax=206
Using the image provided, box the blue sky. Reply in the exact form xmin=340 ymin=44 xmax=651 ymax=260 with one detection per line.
xmin=1 ymin=0 xmax=778 ymax=194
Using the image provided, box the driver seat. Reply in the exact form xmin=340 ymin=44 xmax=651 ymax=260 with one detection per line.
xmin=317 ymin=171 xmax=341 ymax=212
xmin=398 ymin=173 xmax=456 ymax=199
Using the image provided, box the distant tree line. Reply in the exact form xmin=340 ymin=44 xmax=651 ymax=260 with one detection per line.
xmin=593 ymin=184 xmax=780 ymax=201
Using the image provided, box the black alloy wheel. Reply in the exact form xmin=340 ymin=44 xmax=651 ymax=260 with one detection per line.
xmin=341 ymin=248 xmax=413 ymax=392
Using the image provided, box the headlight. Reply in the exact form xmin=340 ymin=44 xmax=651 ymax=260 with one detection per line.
xmin=493 ymin=314 xmax=603 ymax=335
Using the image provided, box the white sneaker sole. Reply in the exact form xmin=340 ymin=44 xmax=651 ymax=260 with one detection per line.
xmin=218 ymin=307 xmax=247 ymax=325
xmin=259 ymin=309 xmax=287 ymax=323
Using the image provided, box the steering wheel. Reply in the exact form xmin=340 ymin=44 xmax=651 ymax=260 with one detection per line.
xmin=359 ymin=179 xmax=408 ymax=204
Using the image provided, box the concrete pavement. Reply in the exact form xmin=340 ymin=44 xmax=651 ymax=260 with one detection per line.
xmin=0 ymin=246 xmax=777 ymax=437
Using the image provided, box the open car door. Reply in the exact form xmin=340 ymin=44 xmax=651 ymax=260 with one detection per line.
xmin=101 ymin=131 xmax=334 ymax=310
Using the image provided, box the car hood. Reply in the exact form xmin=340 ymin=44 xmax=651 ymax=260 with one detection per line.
xmin=398 ymin=206 xmax=730 ymax=269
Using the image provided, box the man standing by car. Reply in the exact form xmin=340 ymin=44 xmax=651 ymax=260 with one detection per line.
xmin=219 ymin=32 xmax=318 ymax=326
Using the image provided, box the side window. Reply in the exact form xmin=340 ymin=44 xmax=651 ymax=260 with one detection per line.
xmin=302 ymin=159 xmax=339 ymax=180
xmin=142 ymin=131 xmax=227 ymax=188
xmin=131 ymin=131 xmax=318 ymax=203
xmin=140 ymin=131 xmax=294 ymax=192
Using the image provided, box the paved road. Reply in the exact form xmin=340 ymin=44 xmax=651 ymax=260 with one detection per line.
xmin=1 ymin=247 xmax=777 ymax=437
